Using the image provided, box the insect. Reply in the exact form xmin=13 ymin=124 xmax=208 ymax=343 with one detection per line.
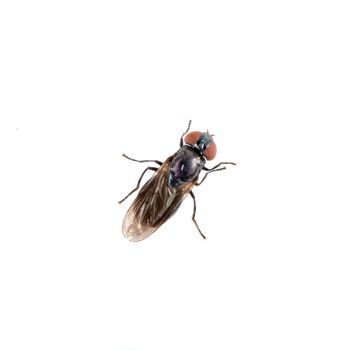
xmin=119 ymin=121 xmax=236 ymax=241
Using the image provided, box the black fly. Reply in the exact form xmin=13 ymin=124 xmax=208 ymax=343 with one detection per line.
xmin=119 ymin=121 xmax=236 ymax=241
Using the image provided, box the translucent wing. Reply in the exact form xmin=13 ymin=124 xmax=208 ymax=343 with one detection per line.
xmin=122 ymin=158 xmax=196 ymax=242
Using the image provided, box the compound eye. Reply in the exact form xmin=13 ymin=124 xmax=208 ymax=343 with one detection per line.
xmin=184 ymin=131 xmax=202 ymax=145
xmin=204 ymin=142 xmax=217 ymax=160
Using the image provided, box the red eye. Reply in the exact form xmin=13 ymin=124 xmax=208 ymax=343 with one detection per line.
xmin=204 ymin=142 xmax=217 ymax=160
xmin=185 ymin=131 xmax=217 ymax=160
xmin=184 ymin=131 xmax=202 ymax=145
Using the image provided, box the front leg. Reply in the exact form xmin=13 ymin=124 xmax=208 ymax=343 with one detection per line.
xmin=203 ymin=161 xmax=236 ymax=171
xmin=179 ymin=120 xmax=192 ymax=147
xmin=122 ymin=154 xmax=162 ymax=166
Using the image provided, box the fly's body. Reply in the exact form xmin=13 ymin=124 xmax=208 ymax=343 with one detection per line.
xmin=119 ymin=121 xmax=235 ymax=242
xmin=169 ymin=146 xmax=204 ymax=187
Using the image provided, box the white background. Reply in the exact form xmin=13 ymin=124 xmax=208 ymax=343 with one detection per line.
xmin=1 ymin=1 xmax=350 ymax=350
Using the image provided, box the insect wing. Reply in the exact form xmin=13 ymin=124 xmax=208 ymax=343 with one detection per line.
xmin=122 ymin=159 xmax=196 ymax=241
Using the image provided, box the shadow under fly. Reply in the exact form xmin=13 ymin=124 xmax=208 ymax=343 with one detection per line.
xmin=119 ymin=120 xmax=236 ymax=242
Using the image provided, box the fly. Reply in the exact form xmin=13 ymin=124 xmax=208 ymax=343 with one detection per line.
xmin=119 ymin=121 xmax=236 ymax=242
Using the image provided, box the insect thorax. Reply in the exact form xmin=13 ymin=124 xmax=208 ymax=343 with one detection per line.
xmin=169 ymin=146 xmax=205 ymax=187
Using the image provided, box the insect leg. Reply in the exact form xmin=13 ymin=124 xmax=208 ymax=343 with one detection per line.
xmin=179 ymin=120 xmax=192 ymax=147
xmin=118 ymin=166 xmax=158 ymax=204
xmin=203 ymin=161 xmax=236 ymax=171
xmin=122 ymin=153 xmax=162 ymax=166
xmin=196 ymin=167 xmax=227 ymax=186
xmin=189 ymin=191 xmax=206 ymax=239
